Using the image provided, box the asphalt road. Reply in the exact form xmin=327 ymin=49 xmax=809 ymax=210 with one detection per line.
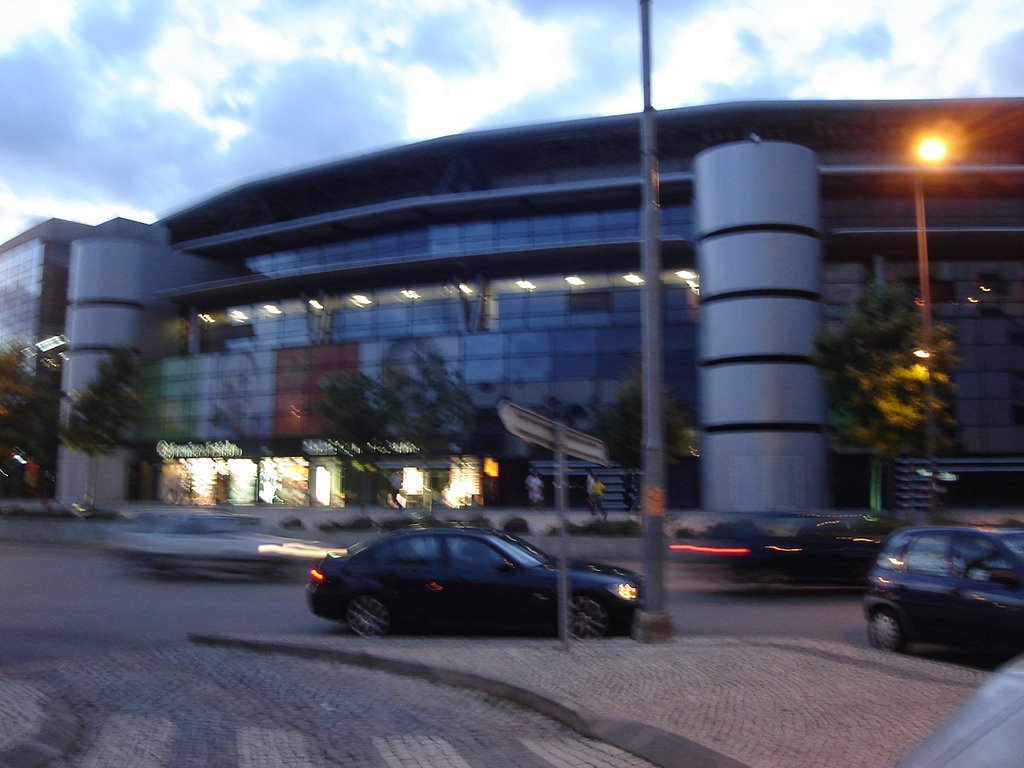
xmin=0 ymin=541 xmax=868 ymax=667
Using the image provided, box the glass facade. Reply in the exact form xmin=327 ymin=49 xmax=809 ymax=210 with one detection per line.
xmin=246 ymin=205 xmax=692 ymax=278
xmin=0 ymin=240 xmax=43 ymax=349
xmin=141 ymin=269 xmax=701 ymax=507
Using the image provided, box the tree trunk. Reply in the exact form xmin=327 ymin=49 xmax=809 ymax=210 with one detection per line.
xmin=86 ymin=453 xmax=98 ymax=507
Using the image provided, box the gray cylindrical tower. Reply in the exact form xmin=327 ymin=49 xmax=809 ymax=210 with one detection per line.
xmin=58 ymin=237 xmax=148 ymax=504
xmin=694 ymin=141 xmax=828 ymax=512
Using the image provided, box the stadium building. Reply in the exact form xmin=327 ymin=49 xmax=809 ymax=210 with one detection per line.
xmin=3 ymin=98 xmax=1023 ymax=513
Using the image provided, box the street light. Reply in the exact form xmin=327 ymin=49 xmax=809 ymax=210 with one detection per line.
xmin=913 ymin=135 xmax=947 ymax=520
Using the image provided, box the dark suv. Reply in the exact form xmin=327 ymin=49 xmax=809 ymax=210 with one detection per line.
xmin=865 ymin=526 xmax=1024 ymax=654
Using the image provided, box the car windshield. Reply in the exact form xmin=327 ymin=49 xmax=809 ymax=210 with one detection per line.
xmin=488 ymin=531 xmax=554 ymax=566
xmin=1000 ymin=532 xmax=1024 ymax=560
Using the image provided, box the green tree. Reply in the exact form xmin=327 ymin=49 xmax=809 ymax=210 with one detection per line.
xmin=812 ymin=282 xmax=957 ymax=511
xmin=60 ymin=348 xmax=141 ymax=505
xmin=0 ymin=345 xmax=35 ymax=490
xmin=0 ymin=344 xmax=60 ymax=495
xmin=594 ymin=369 xmax=696 ymax=470
xmin=316 ymin=350 xmax=475 ymax=505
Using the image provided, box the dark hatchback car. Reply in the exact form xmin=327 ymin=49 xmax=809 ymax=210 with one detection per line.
xmin=865 ymin=526 xmax=1024 ymax=654
xmin=670 ymin=512 xmax=886 ymax=585
xmin=307 ymin=526 xmax=643 ymax=638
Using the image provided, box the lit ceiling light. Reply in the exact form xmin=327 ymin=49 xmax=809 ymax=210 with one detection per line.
xmin=459 ymin=284 xmax=474 ymax=295
xmin=308 ymin=299 xmax=324 ymax=310
xmin=35 ymin=334 xmax=68 ymax=351
xmin=676 ymin=270 xmax=698 ymax=281
xmin=516 ymin=280 xmax=536 ymax=291
xmin=230 ymin=309 xmax=249 ymax=322
xmin=980 ymin=285 xmax=992 ymax=292
xmin=350 ymin=294 xmax=372 ymax=306
xmin=402 ymin=289 xmax=421 ymax=299
xmin=565 ymin=276 xmax=584 ymax=286
xmin=967 ymin=297 xmax=979 ymax=304
xmin=197 ymin=313 xmax=215 ymax=324
xmin=624 ymin=273 xmax=644 ymax=285
xmin=263 ymin=304 xmax=282 ymax=315
xmin=913 ymin=348 xmax=931 ymax=359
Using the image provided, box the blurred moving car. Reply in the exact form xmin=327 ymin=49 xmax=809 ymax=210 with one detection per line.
xmin=894 ymin=653 xmax=1024 ymax=768
xmin=669 ymin=512 xmax=887 ymax=585
xmin=307 ymin=525 xmax=642 ymax=638
xmin=865 ymin=526 xmax=1024 ymax=654
xmin=109 ymin=512 xmax=337 ymax=578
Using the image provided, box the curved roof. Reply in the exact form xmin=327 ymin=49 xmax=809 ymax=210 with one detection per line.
xmin=161 ymin=98 xmax=1024 ymax=261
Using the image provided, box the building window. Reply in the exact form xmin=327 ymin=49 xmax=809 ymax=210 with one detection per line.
xmin=569 ymin=290 xmax=611 ymax=313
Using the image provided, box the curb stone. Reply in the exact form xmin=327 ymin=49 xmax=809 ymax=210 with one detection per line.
xmin=189 ymin=633 xmax=751 ymax=768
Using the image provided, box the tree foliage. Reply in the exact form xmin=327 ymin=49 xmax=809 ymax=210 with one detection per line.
xmin=60 ymin=348 xmax=141 ymax=457
xmin=812 ymin=282 xmax=957 ymax=459
xmin=316 ymin=350 xmax=474 ymax=459
xmin=0 ymin=344 xmax=60 ymax=475
xmin=0 ymin=345 xmax=36 ymax=461
xmin=594 ymin=369 xmax=696 ymax=469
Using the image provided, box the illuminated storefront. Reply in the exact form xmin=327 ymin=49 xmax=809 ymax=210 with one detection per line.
xmin=151 ymin=439 xmax=482 ymax=508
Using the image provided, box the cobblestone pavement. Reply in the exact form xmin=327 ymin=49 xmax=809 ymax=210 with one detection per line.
xmin=3 ymin=644 xmax=658 ymax=768
xmin=189 ymin=634 xmax=991 ymax=768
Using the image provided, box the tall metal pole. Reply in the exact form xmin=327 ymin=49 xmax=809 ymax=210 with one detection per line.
xmin=633 ymin=0 xmax=672 ymax=642
xmin=914 ymin=175 xmax=938 ymax=521
xmin=555 ymin=422 xmax=570 ymax=649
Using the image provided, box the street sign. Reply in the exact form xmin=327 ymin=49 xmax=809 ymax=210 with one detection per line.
xmin=497 ymin=401 xmax=609 ymax=466
xmin=497 ymin=399 xmax=608 ymax=649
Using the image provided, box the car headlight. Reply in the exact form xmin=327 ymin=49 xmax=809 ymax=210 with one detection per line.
xmin=605 ymin=582 xmax=639 ymax=602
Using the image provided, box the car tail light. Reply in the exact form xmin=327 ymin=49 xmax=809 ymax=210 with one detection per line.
xmin=669 ymin=544 xmax=751 ymax=555
xmin=309 ymin=568 xmax=326 ymax=584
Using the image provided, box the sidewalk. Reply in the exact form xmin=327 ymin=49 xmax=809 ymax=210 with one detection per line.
xmin=2 ymin=632 xmax=989 ymax=768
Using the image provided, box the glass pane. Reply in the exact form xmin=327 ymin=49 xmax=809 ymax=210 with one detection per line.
xmin=904 ymin=534 xmax=950 ymax=576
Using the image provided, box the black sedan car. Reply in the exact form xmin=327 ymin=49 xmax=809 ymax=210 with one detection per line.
xmin=670 ymin=512 xmax=886 ymax=585
xmin=865 ymin=526 xmax=1024 ymax=654
xmin=307 ymin=526 xmax=642 ymax=638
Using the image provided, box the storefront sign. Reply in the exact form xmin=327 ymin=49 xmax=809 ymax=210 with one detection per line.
xmin=302 ymin=438 xmax=419 ymax=457
xmin=156 ymin=440 xmax=244 ymax=459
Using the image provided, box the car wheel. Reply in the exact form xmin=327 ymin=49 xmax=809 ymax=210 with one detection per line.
xmin=868 ymin=608 xmax=905 ymax=652
xmin=569 ymin=595 xmax=609 ymax=639
xmin=346 ymin=595 xmax=391 ymax=637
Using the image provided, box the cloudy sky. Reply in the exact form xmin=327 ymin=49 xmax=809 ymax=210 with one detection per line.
xmin=2 ymin=0 xmax=1023 ymax=244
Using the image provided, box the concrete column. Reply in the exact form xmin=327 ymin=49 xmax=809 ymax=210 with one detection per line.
xmin=58 ymin=238 xmax=147 ymax=504
xmin=694 ymin=141 xmax=828 ymax=512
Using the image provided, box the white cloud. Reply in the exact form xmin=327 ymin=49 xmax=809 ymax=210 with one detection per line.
xmin=0 ymin=0 xmax=1023 ymax=245
xmin=398 ymin=3 xmax=576 ymax=138
xmin=0 ymin=0 xmax=78 ymax=52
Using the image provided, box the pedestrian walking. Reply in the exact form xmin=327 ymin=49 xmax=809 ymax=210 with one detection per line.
xmin=525 ymin=469 xmax=544 ymax=509
xmin=389 ymin=470 xmax=403 ymax=508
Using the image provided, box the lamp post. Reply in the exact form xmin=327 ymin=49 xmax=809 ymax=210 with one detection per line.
xmin=633 ymin=0 xmax=672 ymax=642
xmin=913 ymin=136 xmax=947 ymax=521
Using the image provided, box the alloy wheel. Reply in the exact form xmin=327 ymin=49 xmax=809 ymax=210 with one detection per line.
xmin=569 ymin=595 xmax=610 ymax=639
xmin=346 ymin=595 xmax=391 ymax=637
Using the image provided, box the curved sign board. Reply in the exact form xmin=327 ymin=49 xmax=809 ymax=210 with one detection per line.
xmin=497 ymin=401 xmax=608 ymax=466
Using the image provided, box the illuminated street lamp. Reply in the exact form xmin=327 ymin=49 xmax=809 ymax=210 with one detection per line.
xmin=913 ymin=135 xmax=947 ymax=520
